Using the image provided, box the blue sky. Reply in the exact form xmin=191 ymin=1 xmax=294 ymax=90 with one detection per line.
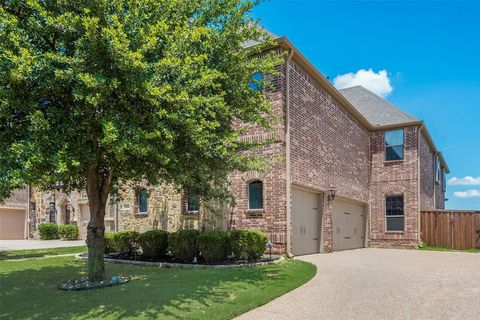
xmin=252 ymin=0 xmax=480 ymax=210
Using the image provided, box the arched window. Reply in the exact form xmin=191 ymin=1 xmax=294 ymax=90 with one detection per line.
xmin=248 ymin=181 xmax=263 ymax=210
xmin=138 ymin=188 xmax=148 ymax=213
xmin=187 ymin=190 xmax=200 ymax=212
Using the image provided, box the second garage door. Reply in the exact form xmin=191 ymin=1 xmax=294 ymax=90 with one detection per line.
xmin=0 ymin=208 xmax=25 ymax=240
xmin=332 ymin=199 xmax=366 ymax=251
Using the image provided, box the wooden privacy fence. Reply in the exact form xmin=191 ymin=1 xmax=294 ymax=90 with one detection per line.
xmin=420 ymin=210 xmax=480 ymax=250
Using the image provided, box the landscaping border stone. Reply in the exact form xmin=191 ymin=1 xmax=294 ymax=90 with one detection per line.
xmin=75 ymin=253 xmax=284 ymax=269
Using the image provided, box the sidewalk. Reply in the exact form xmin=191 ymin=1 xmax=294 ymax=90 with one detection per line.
xmin=0 ymin=239 xmax=85 ymax=251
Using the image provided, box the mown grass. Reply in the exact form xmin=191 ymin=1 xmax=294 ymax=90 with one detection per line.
xmin=0 ymin=254 xmax=316 ymax=320
xmin=418 ymin=245 xmax=479 ymax=253
xmin=0 ymin=246 xmax=87 ymax=261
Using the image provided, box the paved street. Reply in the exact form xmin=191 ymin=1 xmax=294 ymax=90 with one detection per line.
xmin=0 ymin=239 xmax=85 ymax=251
xmin=237 ymin=248 xmax=480 ymax=320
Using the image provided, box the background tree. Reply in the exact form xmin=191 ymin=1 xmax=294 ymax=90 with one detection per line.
xmin=0 ymin=0 xmax=280 ymax=282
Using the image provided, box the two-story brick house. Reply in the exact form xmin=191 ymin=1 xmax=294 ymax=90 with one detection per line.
xmin=228 ymin=32 xmax=449 ymax=255
xmin=1 ymin=30 xmax=449 ymax=254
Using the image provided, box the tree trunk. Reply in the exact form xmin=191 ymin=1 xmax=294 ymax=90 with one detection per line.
xmin=85 ymin=165 xmax=112 ymax=282
xmin=86 ymin=202 xmax=106 ymax=282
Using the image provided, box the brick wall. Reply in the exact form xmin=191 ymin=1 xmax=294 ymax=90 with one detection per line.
xmin=228 ymin=56 xmax=288 ymax=252
xmin=369 ymin=126 xmax=420 ymax=248
xmin=419 ymin=132 xmax=435 ymax=209
xmin=288 ymin=60 xmax=370 ymax=252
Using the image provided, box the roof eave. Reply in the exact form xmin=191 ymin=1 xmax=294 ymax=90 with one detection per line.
xmin=276 ymin=37 xmax=372 ymax=130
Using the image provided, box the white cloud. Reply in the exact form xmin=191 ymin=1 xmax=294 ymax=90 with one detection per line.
xmin=333 ymin=69 xmax=393 ymax=97
xmin=448 ymin=176 xmax=480 ymax=186
xmin=453 ymin=189 xmax=480 ymax=198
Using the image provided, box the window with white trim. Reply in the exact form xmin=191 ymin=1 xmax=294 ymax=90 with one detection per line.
xmin=386 ymin=195 xmax=404 ymax=231
xmin=435 ymin=156 xmax=441 ymax=183
xmin=385 ymin=129 xmax=404 ymax=161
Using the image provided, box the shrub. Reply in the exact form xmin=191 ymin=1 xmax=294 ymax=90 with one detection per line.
xmin=38 ymin=223 xmax=59 ymax=240
xmin=137 ymin=230 xmax=169 ymax=259
xmin=58 ymin=224 xmax=79 ymax=240
xmin=169 ymin=229 xmax=200 ymax=262
xmin=112 ymin=231 xmax=139 ymax=254
xmin=198 ymin=231 xmax=230 ymax=262
xmin=104 ymin=232 xmax=115 ymax=254
xmin=230 ymin=228 xmax=268 ymax=260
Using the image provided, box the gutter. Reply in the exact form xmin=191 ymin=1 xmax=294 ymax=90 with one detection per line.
xmin=285 ymin=48 xmax=294 ymax=257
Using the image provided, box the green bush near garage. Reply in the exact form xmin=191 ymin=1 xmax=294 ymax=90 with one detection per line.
xmin=38 ymin=223 xmax=60 ymax=240
xmin=58 ymin=224 xmax=79 ymax=240
xmin=230 ymin=228 xmax=268 ymax=260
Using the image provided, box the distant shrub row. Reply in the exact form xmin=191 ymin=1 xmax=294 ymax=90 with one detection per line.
xmin=38 ymin=223 xmax=79 ymax=240
xmin=104 ymin=228 xmax=268 ymax=262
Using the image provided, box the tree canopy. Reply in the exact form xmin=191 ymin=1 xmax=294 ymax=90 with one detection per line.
xmin=0 ymin=0 xmax=281 ymax=202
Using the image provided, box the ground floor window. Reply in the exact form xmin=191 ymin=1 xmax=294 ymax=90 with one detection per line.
xmin=138 ymin=188 xmax=148 ymax=213
xmin=386 ymin=195 xmax=404 ymax=231
xmin=248 ymin=180 xmax=263 ymax=210
xmin=187 ymin=191 xmax=200 ymax=212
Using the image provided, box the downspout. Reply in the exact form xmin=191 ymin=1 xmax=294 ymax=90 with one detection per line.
xmin=417 ymin=124 xmax=423 ymax=244
xmin=285 ymin=49 xmax=294 ymax=257
xmin=26 ymin=185 xmax=31 ymax=239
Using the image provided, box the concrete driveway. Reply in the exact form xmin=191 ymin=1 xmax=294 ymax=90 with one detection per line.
xmin=237 ymin=248 xmax=480 ymax=320
xmin=0 ymin=239 xmax=85 ymax=251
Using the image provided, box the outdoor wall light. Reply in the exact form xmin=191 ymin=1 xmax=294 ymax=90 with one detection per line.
xmin=328 ymin=186 xmax=337 ymax=201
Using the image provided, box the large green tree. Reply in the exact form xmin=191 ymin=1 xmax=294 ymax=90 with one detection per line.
xmin=0 ymin=0 xmax=280 ymax=281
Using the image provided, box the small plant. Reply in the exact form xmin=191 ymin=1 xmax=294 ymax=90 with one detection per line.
xmin=38 ymin=223 xmax=59 ymax=240
xmin=112 ymin=231 xmax=139 ymax=254
xmin=198 ymin=231 xmax=230 ymax=262
xmin=230 ymin=228 xmax=268 ymax=260
xmin=58 ymin=224 xmax=79 ymax=240
xmin=137 ymin=230 xmax=169 ymax=259
xmin=169 ymin=230 xmax=200 ymax=262
xmin=104 ymin=232 xmax=116 ymax=254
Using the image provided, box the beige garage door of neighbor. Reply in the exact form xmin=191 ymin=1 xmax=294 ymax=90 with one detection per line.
xmin=292 ymin=188 xmax=320 ymax=256
xmin=332 ymin=199 xmax=366 ymax=251
xmin=0 ymin=208 xmax=26 ymax=240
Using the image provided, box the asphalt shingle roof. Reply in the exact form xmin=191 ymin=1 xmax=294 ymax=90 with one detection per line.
xmin=339 ymin=86 xmax=419 ymax=127
xmin=242 ymin=26 xmax=280 ymax=48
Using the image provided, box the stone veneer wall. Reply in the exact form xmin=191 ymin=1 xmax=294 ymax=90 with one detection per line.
xmin=288 ymin=59 xmax=371 ymax=252
xmin=369 ymin=126 xmax=420 ymax=248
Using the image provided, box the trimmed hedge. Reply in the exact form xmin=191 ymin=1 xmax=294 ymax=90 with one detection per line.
xmin=138 ymin=230 xmax=169 ymax=259
xmin=169 ymin=230 xmax=199 ymax=262
xmin=58 ymin=224 xmax=79 ymax=240
xmin=104 ymin=232 xmax=115 ymax=254
xmin=38 ymin=223 xmax=59 ymax=240
xmin=198 ymin=231 xmax=230 ymax=262
xmin=112 ymin=231 xmax=139 ymax=254
xmin=230 ymin=228 xmax=267 ymax=260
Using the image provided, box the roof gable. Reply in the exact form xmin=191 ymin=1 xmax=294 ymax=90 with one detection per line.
xmin=339 ymin=86 xmax=419 ymax=127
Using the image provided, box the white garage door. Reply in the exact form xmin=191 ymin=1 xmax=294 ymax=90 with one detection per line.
xmin=332 ymin=199 xmax=366 ymax=251
xmin=0 ymin=208 xmax=25 ymax=240
xmin=292 ymin=188 xmax=320 ymax=256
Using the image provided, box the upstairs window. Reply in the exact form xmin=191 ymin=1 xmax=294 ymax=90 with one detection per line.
xmin=385 ymin=195 xmax=404 ymax=231
xmin=248 ymin=181 xmax=263 ymax=210
xmin=249 ymin=72 xmax=263 ymax=91
xmin=385 ymin=129 xmax=404 ymax=161
xmin=138 ymin=188 xmax=148 ymax=213
xmin=187 ymin=191 xmax=200 ymax=212
xmin=435 ymin=157 xmax=441 ymax=183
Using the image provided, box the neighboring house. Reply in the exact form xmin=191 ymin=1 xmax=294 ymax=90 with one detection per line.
xmin=0 ymin=30 xmax=449 ymax=255
xmin=0 ymin=188 xmax=29 ymax=239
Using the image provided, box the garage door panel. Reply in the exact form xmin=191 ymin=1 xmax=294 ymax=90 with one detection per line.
xmin=332 ymin=199 xmax=365 ymax=251
xmin=292 ymin=189 xmax=319 ymax=256
xmin=0 ymin=208 xmax=25 ymax=240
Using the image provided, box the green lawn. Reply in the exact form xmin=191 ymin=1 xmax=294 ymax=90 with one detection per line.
xmin=419 ymin=245 xmax=480 ymax=253
xmin=0 ymin=254 xmax=316 ymax=320
xmin=0 ymin=246 xmax=87 ymax=261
